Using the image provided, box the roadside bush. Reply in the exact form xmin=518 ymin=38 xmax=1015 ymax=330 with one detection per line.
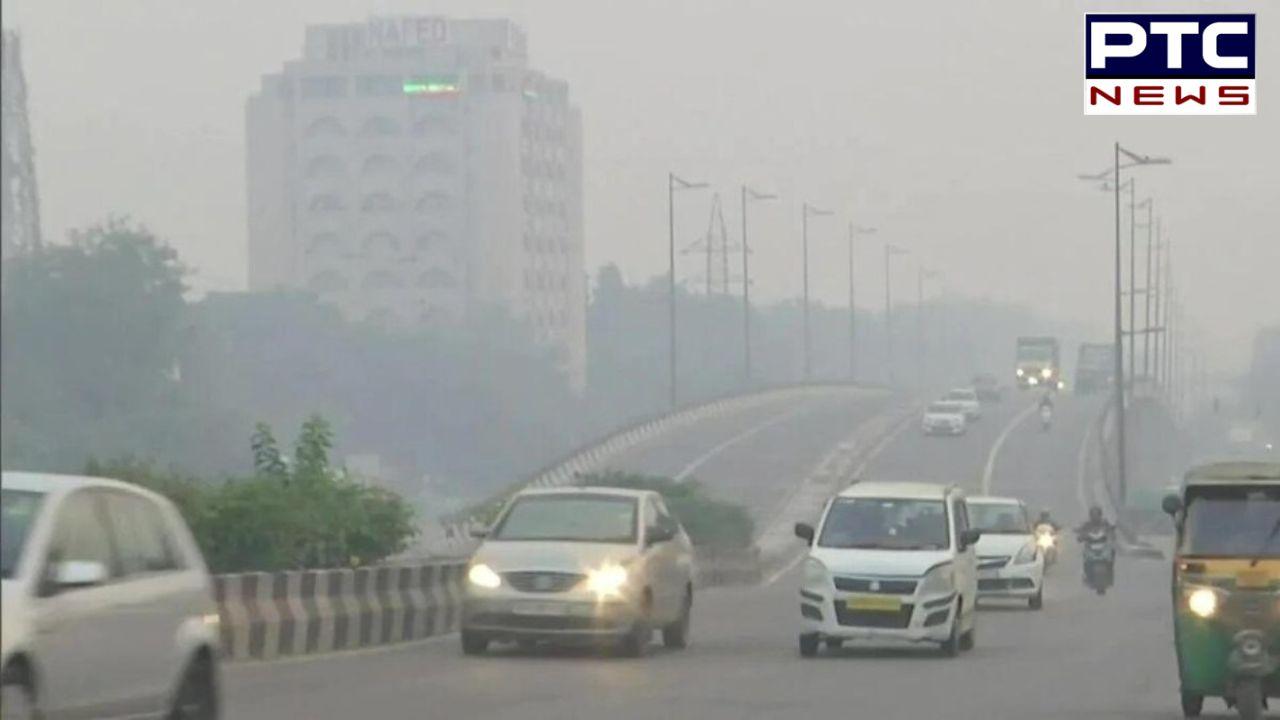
xmin=87 ymin=416 xmax=416 ymax=573
xmin=576 ymin=471 xmax=755 ymax=548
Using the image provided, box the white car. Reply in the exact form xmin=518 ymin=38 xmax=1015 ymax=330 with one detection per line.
xmin=1 ymin=472 xmax=221 ymax=719
xmin=943 ymin=388 xmax=983 ymax=421
xmin=461 ymin=486 xmax=695 ymax=656
xmin=966 ymin=496 xmax=1045 ymax=609
xmin=794 ymin=482 xmax=981 ymax=657
xmin=921 ymin=401 xmax=968 ymax=436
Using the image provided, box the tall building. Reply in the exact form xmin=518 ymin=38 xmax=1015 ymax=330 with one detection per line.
xmin=1 ymin=29 xmax=42 ymax=261
xmin=247 ymin=16 xmax=585 ymax=386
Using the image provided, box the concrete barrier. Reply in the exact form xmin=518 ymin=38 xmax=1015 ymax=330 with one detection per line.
xmin=694 ymin=546 xmax=762 ymax=587
xmin=212 ymin=560 xmax=466 ymax=662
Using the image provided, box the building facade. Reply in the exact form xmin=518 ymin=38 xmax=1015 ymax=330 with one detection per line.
xmin=247 ymin=17 xmax=585 ymax=386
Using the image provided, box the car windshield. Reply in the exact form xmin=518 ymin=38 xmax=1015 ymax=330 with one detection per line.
xmin=1018 ymin=345 xmax=1054 ymax=362
xmin=1 ymin=489 xmax=45 ymax=579
xmin=928 ymin=402 xmax=962 ymax=413
xmin=968 ymin=503 xmax=1029 ymax=534
xmin=492 ymin=494 xmax=637 ymax=544
xmin=1181 ymin=486 xmax=1280 ymax=557
xmin=945 ymin=390 xmax=975 ymax=401
xmin=818 ymin=498 xmax=950 ymax=550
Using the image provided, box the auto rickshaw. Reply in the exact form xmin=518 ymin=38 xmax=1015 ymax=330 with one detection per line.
xmin=1162 ymin=460 xmax=1280 ymax=719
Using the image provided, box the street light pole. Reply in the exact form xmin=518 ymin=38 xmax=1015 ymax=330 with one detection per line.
xmin=668 ymin=172 xmax=708 ymax=410
xmin=741 ymin=186 xmax=775 ymax=386
xmin=884 ymin=244 xmax=909 ymax=387
xmin=1112 ymin=141 xmax=1128 ymax=506
xmin=848 ymin=225 xmax=876 ymax=383
xmin=1144 ymin=208 xmax=1155 ymax=380
xmin=801 ymin=203 xmax=832 ymax=382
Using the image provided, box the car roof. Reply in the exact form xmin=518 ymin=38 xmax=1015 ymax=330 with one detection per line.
xmin=1 ymin=471 xmax=144 ymax=496
xmin=514 ymin=485 xmax=651 ymax=500
xmin=966 ymin=495 xmax=1023 ymax=506
xmin=947 ymin=387 xmax=976 ymax=394
xmin=1183 ymin=461 xmax=1280 ymax=485
xmin=837 ymin=481 xmax=956 ymax=500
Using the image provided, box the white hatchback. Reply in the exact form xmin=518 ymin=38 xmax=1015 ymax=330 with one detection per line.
xmin=943 ymin=388 xmax=983 ymax=421
xmin=966 ymin=496 xmax=1045 ymax=609
xmin=1 ymin=472 xmax=221 ymax=719
xmin=795 ymin=482 xmax=981 ymax=657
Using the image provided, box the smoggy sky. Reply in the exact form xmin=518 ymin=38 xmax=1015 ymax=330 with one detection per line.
xmin=4 ymin=0 xmax=1277 ymax=371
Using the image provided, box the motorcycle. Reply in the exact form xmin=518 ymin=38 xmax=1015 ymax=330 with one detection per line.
xmin=1079 ymin=527 xmax=1115 ymax=595
xmin=1034 ymin=524 xmax=1059 ymax=567
xmin=1039 ymin=404 xmax=1053 ymax=432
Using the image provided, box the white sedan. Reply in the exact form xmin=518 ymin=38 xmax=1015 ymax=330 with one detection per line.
xmin=921 ymin=401 xmax=968 ymax=436
xmin=943 ymin=388 xmax=983 ymax=421
xmin=965 ymin=496 xmax=1045 ymax=610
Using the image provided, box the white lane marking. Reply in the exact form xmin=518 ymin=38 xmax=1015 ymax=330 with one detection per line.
xmin=672 ymin=406 xmax=807 ymax=481
xmin=980 ymin=401 xmax=1039 ymax=495
xmin=763 ymin=407 xmax=919 ymax=587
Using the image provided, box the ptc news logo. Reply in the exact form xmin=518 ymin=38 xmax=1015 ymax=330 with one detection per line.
xmin=1085 ymin=14 xmax=1256 ymax=115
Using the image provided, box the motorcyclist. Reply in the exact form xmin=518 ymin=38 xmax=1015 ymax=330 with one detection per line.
xmin=1075 ymin=506 xmax=1117 ymax=553
xmin=1038 ymin=394 xmax=1054 ymax=430
xmin=1034 ymin=510 xmax=1060 ymax=533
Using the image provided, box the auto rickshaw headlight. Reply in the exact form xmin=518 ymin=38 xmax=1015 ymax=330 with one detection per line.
xmin=1187 ymin=587 xmax=1219 ymax=618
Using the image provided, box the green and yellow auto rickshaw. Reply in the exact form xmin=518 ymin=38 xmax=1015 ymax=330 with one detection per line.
xmin=1163 ymin=460 xmax=1280 ymax=719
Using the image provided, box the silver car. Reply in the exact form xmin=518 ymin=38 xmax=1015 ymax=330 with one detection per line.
xmin=1 ymin=472 xmax=221 ymax=719
xmin=461 ymin=486 xmax=695 ymax=656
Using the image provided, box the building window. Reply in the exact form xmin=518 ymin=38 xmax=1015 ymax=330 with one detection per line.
xmin=362 ymin=232 xmax=399 ymax=256
xmin=305 ymin=155 xmax=345 ymax=178
xmin=308 ymin=194 xmax=345 ymax=212
xmin=300 ymin=76 xmax=347 ymax=99
xmin=361 ymin=154 xmax=398 ymax=176
xmin=361 ymin=192 xmax=397 ymax=213
xmin=418 ymin=268 xmax=457 ymax=290
xmin=355 ymin=75 xmax=402 ymax=96
xmin=414 ymin=192 xmax=451 ymax=213
xmin=307 ymin=270 xmax=348 ymax=293
xmin=362 ymin=271 xmax=401 ymax=291
xmin=308 ymin=233 xmax=342 ymax=255
xmin=304 ymin=117 xmax=345 ymax=138
xmin=361 ymin=116 xmax=400 ymax=137
xmin=413 ymin=152 xmax=456 ymax=176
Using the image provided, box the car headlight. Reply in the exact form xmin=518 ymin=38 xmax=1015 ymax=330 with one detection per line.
xmin=919 ymin=563 xmax=955 ymax=595
xmin=468 ymin=563 xmax=502 ymax=589
xmin=1187 ymin=587 xmax=1219 ymax=618
xmin=585 ymin=563 xmax=629 ymax=599
xmin=1027 ymin=377 xmax=1039 ymax=386
xmin=803 ymin=558 xmax=829 ymax=589
xmin=1040 ymin=368 xmax=1052 ymax=379
xmin=1016 ymin=368 xmax=1025 ymax=377
xmin=1035 ymin=533 xmax=1056 ymax=549
xmin=1014 ymin=542 xmax=1038 ymax=565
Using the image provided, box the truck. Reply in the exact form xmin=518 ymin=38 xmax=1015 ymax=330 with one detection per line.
xmin=1074 ymin=342 xmax=1115 ymax=395
xmin=1015 ymin=336 xmax=1061 ymax=389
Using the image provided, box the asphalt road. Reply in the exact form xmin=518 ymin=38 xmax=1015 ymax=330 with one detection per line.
xmin=226 ymin=390 xmax=1237 ymax=719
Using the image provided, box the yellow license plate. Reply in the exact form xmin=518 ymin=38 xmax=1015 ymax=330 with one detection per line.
xmin=845 ymin=595 xmax=903 ymax=612
xmin=1237 ymin=570 xmax=1270 ymax=589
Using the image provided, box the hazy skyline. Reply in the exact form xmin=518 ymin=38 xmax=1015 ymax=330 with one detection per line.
xmin=3 ymin=0 xmax=1276 ymax=370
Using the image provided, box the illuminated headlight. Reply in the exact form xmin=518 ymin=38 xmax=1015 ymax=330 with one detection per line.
xmin=803 ymin=558 xmax=829 ymax=588
xmin=1040 ymin=368 xmax=1053 ymax=379
xmin=1014 ymin=542 xmax=1038 ymax=565
xmin=1057 ymin=381 xmax=1066 ymax=390
xmin=468 ymin=563 xmax=502 ymax=589
xmin=1027 ymin=377 xmax=1039 ymax=386
xmin=919 ymin=564 xmax=955 ymax=595
xmin=585 ymin=564 xmax=629 ymax=599
xmin=1187 ymin=587 xmax=1219 ymax=618
xmin=1016 ymin=368 xmax=1025 ymax=377
xmin=1035 ymin=533 xmax=1056 ymax=550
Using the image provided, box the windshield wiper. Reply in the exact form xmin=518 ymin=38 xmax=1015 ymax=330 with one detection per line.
xmin=1250 ymin=516 xmax=1280 ymax=567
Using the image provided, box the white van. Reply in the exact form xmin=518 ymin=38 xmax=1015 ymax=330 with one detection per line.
xmin=794 ymin=482 xmax=980 ymax=657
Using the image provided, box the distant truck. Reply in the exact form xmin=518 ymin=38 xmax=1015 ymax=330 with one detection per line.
xmin=1015 ymin=336 xmax=1062 ymax=389
xmin=1074 ymin=343 xmax=1115 ymax=395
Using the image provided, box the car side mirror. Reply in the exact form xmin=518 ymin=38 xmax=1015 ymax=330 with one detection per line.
xmin=959 ymin=529 xmax=982 ymax=550
xmin=50 ymin=560 xmax=109 ymax=592
xmin=646 ymin=525 xmax=675 ymax=546
xmin=794 ymin=523 xmax=815 ymax=545
xmin=469 ymin=526 xmax=490 ymax=539
xmin=1161 ymin=495 xmax=1183 ymax=517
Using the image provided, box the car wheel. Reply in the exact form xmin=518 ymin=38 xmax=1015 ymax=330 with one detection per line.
xmin=1 ymin=662 xmax=38 ymax=720
xmin=619 ymin=593 xmax=653 ymax=657
xmin=940 ymin=601 xmax=962 ymax=658
xmin=516 ymin=639 xmax=538 ymax=653
xmin=798 ymin=633 xmax=820 ymax=658
xmin=169 ymin=654 xmax=218 ymax=720
xmin=825 ymin=639 xmax=844 ymax=650
xmin=1179 ymin=691 xmax=1203 ymax=717
xmin=460 ymin=630 xmax=490 ymax=656
xmin=662 ymin=588 xmax=692 ymax=650
xmin=1029 ymin=590 xmax=1044 ymax=610
xmin=959 ymin=624 xmax=975 ymax=652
